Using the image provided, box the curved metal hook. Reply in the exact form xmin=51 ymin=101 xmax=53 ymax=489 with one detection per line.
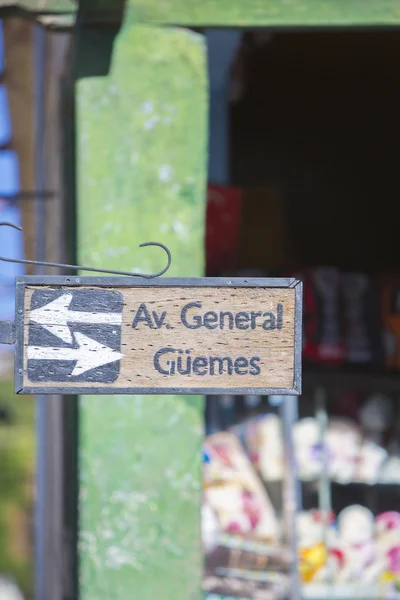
xmin=0 ymin=222 xmax=171 ymax=279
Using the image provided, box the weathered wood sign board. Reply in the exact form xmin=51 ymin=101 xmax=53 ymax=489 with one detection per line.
xmin=13 ymin=277 xmax=302 ymax=395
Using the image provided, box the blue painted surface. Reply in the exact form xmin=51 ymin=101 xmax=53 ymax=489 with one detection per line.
xmin=0 ymin=200 xmax=24 ymax=319
xmin=0 ymin=21 xmax=24 ymax=320
xmin=0 ymin=149 xmax=19 ymax=195
xmin=0 ymin=86 xmax=11 ymax=146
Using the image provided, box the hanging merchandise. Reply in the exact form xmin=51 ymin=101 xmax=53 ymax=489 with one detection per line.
xmin=292 ymin=267 xmax=344 ymax=365
xmin=342 ymin=272 xmax=384 ymax=366
xmin=289 ymin=266 xmax=392 ymax=368
xmin=311 ymin=267 xmax=345 ymax=365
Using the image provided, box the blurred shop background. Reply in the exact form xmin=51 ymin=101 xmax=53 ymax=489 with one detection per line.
xmin=202 ymin=30 xmax=400 ymax=600
xmin=2 ymin=19 xmax=400 ymax=600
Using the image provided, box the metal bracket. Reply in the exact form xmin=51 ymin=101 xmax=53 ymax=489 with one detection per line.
xmin=0 ymin=222 xmax=172 ymax=279
xmin=0 ymin=320 xmax=16 ymax=344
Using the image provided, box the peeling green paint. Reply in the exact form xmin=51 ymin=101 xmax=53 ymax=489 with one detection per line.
xmin=76 ymin=23 xmax=207 ymax=600
xmin=9 ymin=0 xmax=400 ymax=25
xmin=130 ymin=0 xmax=400 ymax=26
xmin=75 ymin=0 xmax=400 ymax=27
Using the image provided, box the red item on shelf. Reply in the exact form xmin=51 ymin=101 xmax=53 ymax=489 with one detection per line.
xmin=301 ymin=268 xmax=320 ymax=362
xmin=292 ymin=267 xmax=345 ymax=365
xmin=329 ymin=548 xmax=345 ymax=569
xmin=206 ymin=185 xmax=242 ymax=274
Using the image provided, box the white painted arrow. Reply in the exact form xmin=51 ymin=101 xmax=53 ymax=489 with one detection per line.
xmin=27 ymin=332 xmax=124 ymax=377
xmin=30 ymin=293 xmax=122 ymax=343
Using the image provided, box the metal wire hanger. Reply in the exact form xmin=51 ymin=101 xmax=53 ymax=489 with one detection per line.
xmin=0 ymin=222 xmax=172 ymax=279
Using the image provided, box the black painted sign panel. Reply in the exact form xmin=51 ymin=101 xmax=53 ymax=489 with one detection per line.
xmin=27 ymin=289 xmax=123 ymax=383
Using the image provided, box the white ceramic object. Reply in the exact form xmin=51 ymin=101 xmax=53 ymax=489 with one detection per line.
xmin=338 ymin=505 xmax=374 ymax=546
xmin=325 ymin=419 xmax=362 ymax=483
xmin=356 ymin=440 xmax=388 ymax=484
xmin=257 ymin=414 xmax=284 ymax=481
xmin=297 ymin=511 xmax=325 ymax=548
xmin=380 ymin=456 xmax=400 ymax=483
xmin=293 ymin=418 xmax=322 ymax=480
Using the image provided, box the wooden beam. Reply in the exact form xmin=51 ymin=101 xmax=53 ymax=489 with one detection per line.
xmin=3 ymin=18 xmax=36 ymax=274
xmin=5 ymin=20 xmax=72 ymax=599
xmin=39 ymin=30 xmax=71 ymax=600
xmin=75 ymin=22 xmax=207 ymax=600
xmin=83 ymin=0 xmax=400 ymax=27
xmin=43 ymin=30 xmax=69 ymax=268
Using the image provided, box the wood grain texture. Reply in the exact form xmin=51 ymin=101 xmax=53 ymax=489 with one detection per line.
xmin=75 ymin=23 xmax=207 ymax=600
xmin=3 ymin=19 xmax=35 ymax=274
xmin=129 ymin=0 xmax=400 ymax=27
xmin=37 ymin=30 xmax=70 ymax=600
xmin=22 ymin=286 xmax=296 ymax=391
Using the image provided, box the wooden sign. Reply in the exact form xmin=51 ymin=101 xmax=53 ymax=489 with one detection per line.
xmin=12 ymin=277 xmax=302 ymax=395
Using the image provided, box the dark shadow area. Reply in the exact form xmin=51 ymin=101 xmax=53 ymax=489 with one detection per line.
xmin=231 ymin=30 xmax=400 ymax=272
xmin=75 ymin=0 xmax=127 ymax=79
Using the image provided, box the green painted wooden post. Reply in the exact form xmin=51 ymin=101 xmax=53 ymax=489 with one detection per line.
xmin=132 ymin=0 xmax=400 ymax=26
xmin=80 ymin=0 xmax=400 ymax=27
xmin=75 ymin=19 xmax=207 ymax=600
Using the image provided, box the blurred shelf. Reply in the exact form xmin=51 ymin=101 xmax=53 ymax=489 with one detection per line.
xmin=205 ymin=584 xmax=400 ymax=600
xmin=303 ymin=367 xmax=400 ymax=392
xmin=302 ymin=583 xmax=400 ymax=600
xmin=304 ymin=480 xmax=400 ymax=488
xmin=265 ymin=479 xmax=400 ymax=488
